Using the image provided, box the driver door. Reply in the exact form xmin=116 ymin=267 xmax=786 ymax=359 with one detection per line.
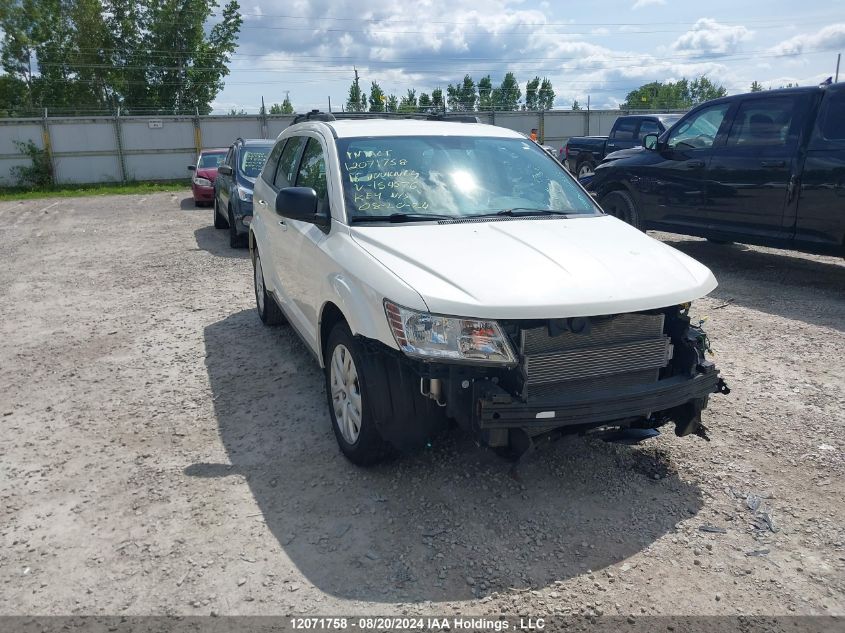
xmin=643 ymin=102 xmax=733 ymax=231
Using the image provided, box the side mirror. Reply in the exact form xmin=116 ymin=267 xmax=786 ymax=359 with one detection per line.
xmin=218 ymin=165 xmax=233 ymax=176
xmin=275 ymin=187 xmax=329 ymax=227
xmin=188 ymin=165 xmax=196 ymax=171
xmin=642 ymin=133 xmax=659 ymax=150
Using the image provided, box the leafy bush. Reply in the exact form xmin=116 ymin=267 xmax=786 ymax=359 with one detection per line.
xmin=11 ymin=140 xmax=54 ymax=188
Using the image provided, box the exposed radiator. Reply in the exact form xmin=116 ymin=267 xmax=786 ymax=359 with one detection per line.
xmin=519 ymin=313 xmax=671 ymax=400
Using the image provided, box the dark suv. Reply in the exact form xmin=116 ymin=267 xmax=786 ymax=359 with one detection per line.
xmin=214 ymin=138 xmax=274 ymax=248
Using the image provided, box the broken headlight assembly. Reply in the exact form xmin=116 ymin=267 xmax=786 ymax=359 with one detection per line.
xmin=384 ymin=300 xmax=517 ymax=366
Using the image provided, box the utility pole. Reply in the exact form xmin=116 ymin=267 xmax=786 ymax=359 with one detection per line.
xmin=836 ymin=53 xmax=841 ymax=83
xmin=328 ymin=96 xmax=332 ymax=112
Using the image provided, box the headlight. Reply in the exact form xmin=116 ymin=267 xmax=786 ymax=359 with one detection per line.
xmin=384 ymin=301 xmax=517 ymax=366
xmin=237 ymin=185 xmax=253 ymax=202
xmin=193 ymin=177 xmax=211 ymax=186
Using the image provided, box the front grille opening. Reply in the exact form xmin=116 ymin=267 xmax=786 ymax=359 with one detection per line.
xmin=515 ymin=312 xmax=673 ymax=401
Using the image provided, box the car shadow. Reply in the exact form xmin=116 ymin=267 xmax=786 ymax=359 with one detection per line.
xmin=193 ymin=226 xmax=249 ymax=259
xmin=659 ymin=235 xmax=845 ymax=333
xmin=187 ymin=309 xmax=704 ymax=603
xmin=180 ymin=196 xmax=204 ymax=211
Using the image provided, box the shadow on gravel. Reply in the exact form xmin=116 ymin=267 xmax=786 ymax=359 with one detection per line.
xmin=189 ymin=309 xmax=703 ymax=603
xmin=180 ymin=197 xmax=200 ymax=210
xmin=662 ymin=236 xmax=845 ymax=332
xmin=193 ymin=225 xmax=248 ymax=259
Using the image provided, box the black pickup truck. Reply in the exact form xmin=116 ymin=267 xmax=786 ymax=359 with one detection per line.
xmin=587 ymin=84 xmax=845 ymax=257
xmin=563 ymin=114 xmax=682 ymax=178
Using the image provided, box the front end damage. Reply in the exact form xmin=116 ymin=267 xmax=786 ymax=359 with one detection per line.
xmin=370 ymin=304 xmax=729 ymax=454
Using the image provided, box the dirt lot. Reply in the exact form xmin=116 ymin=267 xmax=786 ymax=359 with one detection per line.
xmin=1 ymin=191 xmax=843 ymax=617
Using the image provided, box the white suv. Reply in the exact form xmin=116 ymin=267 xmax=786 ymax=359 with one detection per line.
xmin=250 ymin=113 xmax=729 ymax=465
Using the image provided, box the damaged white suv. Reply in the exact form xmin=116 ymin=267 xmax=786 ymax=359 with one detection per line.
xmin=250 ymin=112 xmax=729 ymax=465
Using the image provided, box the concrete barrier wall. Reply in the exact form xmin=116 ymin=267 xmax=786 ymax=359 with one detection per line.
xmin=0 ymin=110 xmax=664 ymax=186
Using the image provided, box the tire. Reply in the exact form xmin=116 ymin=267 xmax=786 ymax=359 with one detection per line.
xmin=253 ymin=250 xmax=284 ymax=326
xmin=213 ymin=198 xmax=228 ymax=229
xmin=324 ymin=322 xmax=393 ymax=466
xmin=577 ymin=161 xmax=596 ymax=179
xmin=229 ymin=207 xmax=245 ymax=248
xmin=600 ymin=189 xmax=643 ymax=231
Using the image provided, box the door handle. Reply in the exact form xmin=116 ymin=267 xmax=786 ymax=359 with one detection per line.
xmin=686 ymin=160 xmax=705 ymax=168
xmin=760 ymin=160 xmax=786 ymax=168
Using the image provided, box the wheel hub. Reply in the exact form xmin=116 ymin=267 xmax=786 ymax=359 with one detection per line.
xmin=330 ymin=344 xmax=362 ymax=444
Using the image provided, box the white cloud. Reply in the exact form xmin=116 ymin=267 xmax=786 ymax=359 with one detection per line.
xmin=769 ymin=23 xmax=845 ymax=56
xmin=632 ymin=0 xmax=665 ymax=9
xmin=671 ymin=18 xmax=753 ymax=55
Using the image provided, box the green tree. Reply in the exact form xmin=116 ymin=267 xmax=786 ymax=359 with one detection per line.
xmin=447 ymin=74 xmax=476 ymax=111
xmin=572 ymin=99 xmax=581 ymax=111
xmin=538 ymin=78 xmax=555 ymax=110
xmin=346 ymin=68 xmax=365 ymax=112
xmin=386 ymin=94 xmax=398 ymax=112
xmin=418 ymin=92 xmax=432 ymax=112
xmin=525 ymin=76 xmax=540 ymax=110
xmin=228 ymin=107 xmax=246 ymax=115
xmin=0 ymin=0 xmax=243 ymax=115
xmin=368 ymin=81 xmax=385 ymax=112
xmin=431 ymin=87 xmax=444 ymax=112
xmin=750 ymin=81 xmax=763 ymax=92
xmin=398 ymin=88 xmax=417 ymax=113
xmin=493 ymin=72 xmax=521 ymax=111
xmin=269 ymin=96 xmax=293 ymax=114
xmin=622 ymin=76 xmax=727 ymax=110
xmin=477 ymin=75 xmax=493 ymax=110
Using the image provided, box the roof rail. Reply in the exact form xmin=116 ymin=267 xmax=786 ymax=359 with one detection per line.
xmin=425 ymin=113 xmax=481 ymax=123
xmin=292 ymin=109 xmax=337 ymax=124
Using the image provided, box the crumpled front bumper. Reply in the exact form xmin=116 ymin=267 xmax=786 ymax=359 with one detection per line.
xmin=474 ymin=368 xmax=727 ymax=430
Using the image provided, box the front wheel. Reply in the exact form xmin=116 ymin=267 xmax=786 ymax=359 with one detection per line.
xmin=324 ymin=323 xmax=392 ymax=466
xmin=600 ymin=190 xmax=643 ymax=231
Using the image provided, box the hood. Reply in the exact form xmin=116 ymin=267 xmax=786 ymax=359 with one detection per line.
xmin=602 ymin=146 xmax=644 ymax=162
xmin=195 ymin=168 xmax=218 ymax=182
xmin=350 ymin=215 xmax=717 ymax=320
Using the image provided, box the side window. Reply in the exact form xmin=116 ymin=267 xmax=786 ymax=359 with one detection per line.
xmin=726 ymin=97 xmax=797 ymax=147
xmin=612 ymin=119 xmax=638 ymax=140
xmin=274 ymin=136 xmax=307 ymax=188
xmin=638 ymin=120 xmax=660 ymax=139
xmin=295 ymin=138 xmax=329 ymax=215
xmin=667 ymin=103 xmax=731 ymax=150
xmin=261 ymin=140 xmax=286 ymax=185
xmin=818 ymin=90 xmax=845 ymax=140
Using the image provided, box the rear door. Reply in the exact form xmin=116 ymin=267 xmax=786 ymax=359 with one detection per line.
xmin=704 ymin=93 xmax=809 ymax=242
xmin=263 ymin=135 xmax=308 ymax=313
xmin=794 ymin=85 xmax=845 ymax=254
xmin=604 ymin=118 xmax=639 ymax=154
xmin=640 ymin=102 xmax=733 ymax=228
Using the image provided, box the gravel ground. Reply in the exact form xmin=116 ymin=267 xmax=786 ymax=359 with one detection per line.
xmin=0 ymin=191 xmax=843 ymax=617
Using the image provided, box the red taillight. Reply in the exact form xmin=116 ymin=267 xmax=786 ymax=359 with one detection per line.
xmin=563 ymin=144 xmax=570 ymax=160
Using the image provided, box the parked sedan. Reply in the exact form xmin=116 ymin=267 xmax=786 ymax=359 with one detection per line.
xmin=188 ymin=148 xmax=227 ymax=206
xmin=214 ymin=137 xmax=274 ymax=248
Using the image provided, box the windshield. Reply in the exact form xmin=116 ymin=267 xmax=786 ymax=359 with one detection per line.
xmin=336 ymin=136 xmax=599 ymax=221
xmin=239 ymin=147 xmax=271 ymax=179
xmin=198 ymin=152 xmax=226 ymax=169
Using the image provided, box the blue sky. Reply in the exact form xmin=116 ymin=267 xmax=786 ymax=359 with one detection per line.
xmin=211 ymin=0 xmax=845 ymax=113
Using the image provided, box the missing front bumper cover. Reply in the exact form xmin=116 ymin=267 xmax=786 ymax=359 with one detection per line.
xmin=474 ymin=370 xmax=723 ymax=430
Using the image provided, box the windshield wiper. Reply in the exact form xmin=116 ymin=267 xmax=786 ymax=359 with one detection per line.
xmin=350 ymin=213 xmax=453 ymax=223
xmin=465 ymin=208 xmax=572 ymax=219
